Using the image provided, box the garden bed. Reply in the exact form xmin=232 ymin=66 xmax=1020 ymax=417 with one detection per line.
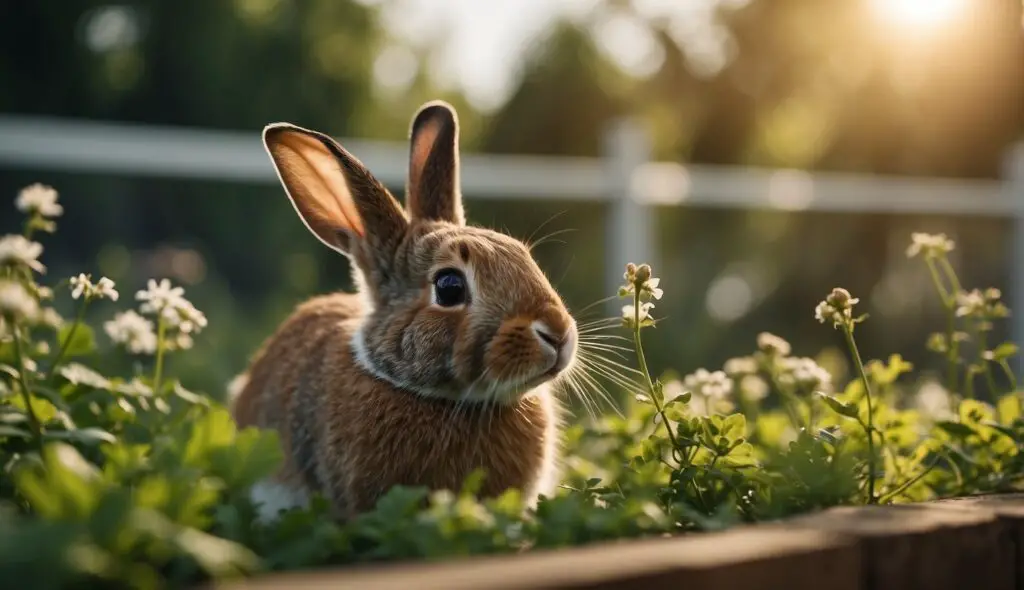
xmin=220 ymin=494 xmax=1024 ymax=590
xmin=4 ymin=186 xmax=1024 ymax=590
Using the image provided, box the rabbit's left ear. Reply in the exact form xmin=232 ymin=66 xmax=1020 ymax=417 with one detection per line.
xmin=406 ymin=100 xmax=465 ymax=225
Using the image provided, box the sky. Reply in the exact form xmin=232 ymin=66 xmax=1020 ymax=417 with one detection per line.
xmin=370 ymin=0 xmax=741 ymax=111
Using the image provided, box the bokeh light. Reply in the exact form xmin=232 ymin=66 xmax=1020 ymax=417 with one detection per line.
xmin=869 ymin=0 xmax=966 ymax=30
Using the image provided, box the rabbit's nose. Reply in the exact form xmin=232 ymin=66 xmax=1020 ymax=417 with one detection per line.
xmin=531 ymin=321 xmax=576 ymax=373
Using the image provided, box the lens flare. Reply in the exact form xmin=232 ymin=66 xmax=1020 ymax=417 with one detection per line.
xmin=869 ymin=0 xmax=966 ymax=29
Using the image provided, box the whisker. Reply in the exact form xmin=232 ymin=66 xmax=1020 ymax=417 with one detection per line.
xmin=577 ymin=357 xmax=643 ymax=394
xmin=572 ymin=365 xmax=623 ymax=417
xmin=529 ymin=227 xmax=578 ymax=252
xmin=578 ymin=350 xmax=644 ymax=376
xmin=579 ymin=341 xmax=632 ymax=354
xmin=525 ymin=211 xmax=568 ymax=246
xmin=573 ymin=296 xmax=622 ymax=316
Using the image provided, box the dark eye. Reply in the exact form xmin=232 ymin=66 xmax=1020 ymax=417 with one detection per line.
xmin=433 ymin=269 xmax=468 ymax=307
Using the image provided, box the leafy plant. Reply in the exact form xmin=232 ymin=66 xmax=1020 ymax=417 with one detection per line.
xmin=1 ymin=183 xmax=1022 ymax=589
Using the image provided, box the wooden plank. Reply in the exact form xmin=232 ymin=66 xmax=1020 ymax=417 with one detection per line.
xmin=785 ymin=504 xmax=1010 ymax=590
xmin=214 ymin=527 xmax=859 ymax=590
xmin=934 ymin=494 xmax=1024 ymax=590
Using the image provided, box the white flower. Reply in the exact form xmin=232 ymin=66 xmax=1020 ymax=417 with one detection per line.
xmin=59 ymin=363 xmax=111 ymax=389
xmin=70 ymin=274 xmax=89 ymax=300
xmin=104 ymin=310 xmax=158 ymax=355
xmin=15 ymin=184 xmax=62 ymax=218
xmin=643 ymin=276 xmax=664 ymax=300
xmin=0 ymin=235 xmax=45 ymax=274
xmin=739 ymin=374 xmax=770 ymax=401
xmin=724 ymin=356 xmax=758 ymax=376
xmin=663 ymin=379 xmax=686 ymax=401
xmin=778 ymin=357 xmax=832 ymax=392
xmin=70 ymin=274 xmax=119 ymax=302
xmin=756 ymin=332 xmax=791 ymax=357
xmin=683 ymin=368 xmax=733 ymax=400
xmin=914 ymin=380 xmax=954 ymax=421
xmin=36 ymin=307 xmax=63 ymax=329
xmin=136 ymin=278 xmax=186 ymax=315
xmin=160 ymin=299 xmax=207 ymax=333
xmin=115 ymin=378 xmax=154 ymax=397
xmin=95 ymin=277 xmax=119 ymax=301
xmin=955 ymin=290 xmax=984 ymax=317
xmin=622 ymin=302 xmax=655 ymax=324
xmin=0 ymin=281 xmax=39 ymax=320
xmin=814 ymin=301 xmax=839 ymax=324
xmin=906 ymin=232 xmax=954 ymax=259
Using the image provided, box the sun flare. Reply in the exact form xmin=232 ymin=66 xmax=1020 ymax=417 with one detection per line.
xmin=869 ymin=0 xmax=965 ymax=29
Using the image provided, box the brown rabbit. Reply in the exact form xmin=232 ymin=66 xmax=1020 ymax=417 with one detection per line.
xmin=230 ymin=100 xmax=578 ymax=521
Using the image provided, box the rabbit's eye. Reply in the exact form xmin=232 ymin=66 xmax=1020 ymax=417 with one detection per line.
xmin=433 ymin=269 xmax=468 ymax=307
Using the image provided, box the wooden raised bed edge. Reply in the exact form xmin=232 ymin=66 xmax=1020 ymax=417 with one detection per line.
xmin=214 ymin=494 xmax=1024 ymax=590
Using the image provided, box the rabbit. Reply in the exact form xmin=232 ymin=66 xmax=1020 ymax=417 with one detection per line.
xmin=230 ymin=100 xmax=579 ymax=522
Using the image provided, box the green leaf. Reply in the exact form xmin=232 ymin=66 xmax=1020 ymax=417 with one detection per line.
xmin=57 ymin=324 xmax=96 ymax=358
xmin=997 ymin=393 xmax=1022 ymax=424
xmin=0 ymin=425 xmax=32 ymax=439
xmin=991 ymin=342 xmax=1020 ymax=361
xmin=182 ymin=407 xmax=237 ymax=467
xmin=721 ymin=414 xmax=746 ymax=439
xmin=43 ymin=428 xmax=117 ymax=446
xmin=820 ymin=394 xmax=859 ymax=419
xmin=936 ymin=420 xmax=976 ymax=438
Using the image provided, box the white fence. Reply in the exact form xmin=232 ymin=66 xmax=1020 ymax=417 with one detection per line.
xmin=1 ymin=114 xmax=1023 ymax=368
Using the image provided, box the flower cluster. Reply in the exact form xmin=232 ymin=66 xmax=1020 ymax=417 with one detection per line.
xmin=756 ymin=332 xmax=792 ymax=357
xmin=777 ymin=356 xmax=832 ymax=393
xmin=0 ymin=280 xmax=39 ymax=321
xmin=620 ymin=263 xmax=662 ymax=328
xmin=137 ymin=279 xmax=208 ymax=350
xmin=102 ymin=279 xmax=208 ymax=354
xmin=815 ymin=287 xmax=861 ymax=329
xmin=0 ymin=235 xmax=46 ymax=274
xmin=682 ymin=368 xmax=733 ymax=400
xmin=70 ymin=274 xmax=119 ymax=302
xmin=906 ymin=232 xmax=955 ymax=259
xmin=104 ymin=310 xmax=158 ymax=355
xmin=15 ymin=183 xmax=63 ymax=219
xmin=955 ymin=288 xmax=1009 ymax=328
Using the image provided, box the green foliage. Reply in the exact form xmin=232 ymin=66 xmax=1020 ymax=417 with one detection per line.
xmin=3 ymin=193 xmax=1024 ymax=590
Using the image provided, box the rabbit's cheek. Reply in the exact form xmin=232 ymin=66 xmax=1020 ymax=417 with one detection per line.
xmin=483 ymin=320 xmax=548 ymax=386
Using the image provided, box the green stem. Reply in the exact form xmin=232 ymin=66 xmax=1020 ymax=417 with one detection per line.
xmin=10 ymin=320 xmax=43 ymax=451
xmin=938 ymin=257 xmax=963 ymax=294
xmin=976 ymin=329 xmax=999 ymax=400
xmin=631 ymin=292 xmax=684 ymax=462
xmin=47 ymin=297 xmax=90 ymax=386
xmin=964 ymin=367 xmax=976 ymax=400
xmin=878 ymin=460 xmax=939 ymax=504
xmin=925 ymin=259 xmax=952 ymax=305
xmin=153 ymin=315 xmax=167 ymax=394
xmin=926 ymin=259 xmax=958 ymax=392
xmin=842 ymin=324 xmax=877 ymax=504
xmin=998 ymin=360 xmax=1018 ymax=391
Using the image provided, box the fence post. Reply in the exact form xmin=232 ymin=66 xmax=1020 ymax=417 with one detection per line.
xmin=1009 ymin=143 xmax=1024 ymax=376
xmin=604 ymin=119 xmax=654 ymax=317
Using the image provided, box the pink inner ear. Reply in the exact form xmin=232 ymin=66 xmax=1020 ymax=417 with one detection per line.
xmin=275 ymin=132 xmax=365 ymax=238
xmin=410 ymin=118 xmax=442 ymax=191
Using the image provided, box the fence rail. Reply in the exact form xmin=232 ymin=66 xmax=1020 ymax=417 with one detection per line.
xmin=1 ymin=114 xmax=1022 ymax=356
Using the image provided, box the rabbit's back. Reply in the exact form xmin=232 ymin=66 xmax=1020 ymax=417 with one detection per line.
xmin=231 ymin=292 xmax=361 ymax=493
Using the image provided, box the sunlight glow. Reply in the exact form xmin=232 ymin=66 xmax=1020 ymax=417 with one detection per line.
xmin=869 ymin=0 xmax=966 ymax=29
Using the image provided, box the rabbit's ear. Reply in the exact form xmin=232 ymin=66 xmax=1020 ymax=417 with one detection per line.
xmin=406 ymin=100 xmax=465 ymax=225
xmin=263 ymin=123 xmax=408 ymax=256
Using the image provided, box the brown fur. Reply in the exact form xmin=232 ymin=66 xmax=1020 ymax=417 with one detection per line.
xmin=234 ymin=293 xmax=557 ymax=516
xmin=232 ymin=100 xmax=575 ymax=519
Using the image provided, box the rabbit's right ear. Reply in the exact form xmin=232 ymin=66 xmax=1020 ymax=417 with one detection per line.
xmin=262 ymin=123 xmax=408 ymax=256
